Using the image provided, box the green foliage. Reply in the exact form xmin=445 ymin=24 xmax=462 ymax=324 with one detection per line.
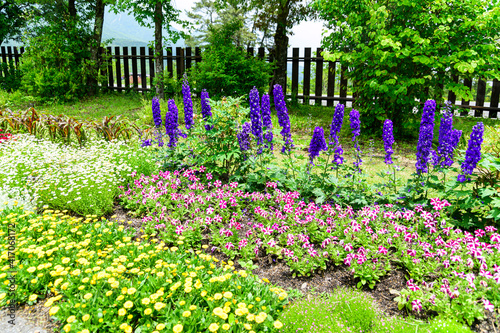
xmin=0 ymin=60 xmax=22 ymax=92
xmin=19 ymin=19 xmax=95 ymax=103
xmin=426 ymin=316 xmax=473 ymax=333
xmin=278 ymin=288 xmax=426 ymax=333
xmin=0 ymin=1 xmax=27 ymax=45
xmin=313 ymin=0 xmax=500 ymax=136
xmin=188 ymin=19 xmax=271 ymax=99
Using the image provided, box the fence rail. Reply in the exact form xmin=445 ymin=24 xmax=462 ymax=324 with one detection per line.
xmin=1 ymin=45 xmax=499 ymax=119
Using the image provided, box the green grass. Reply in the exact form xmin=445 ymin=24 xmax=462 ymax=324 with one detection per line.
xmin=278 ymin=288 xmax=473 ymax=333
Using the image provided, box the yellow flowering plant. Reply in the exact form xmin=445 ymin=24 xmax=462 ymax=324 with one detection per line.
xmin=0 ymin=208 xmax=288 ymax=332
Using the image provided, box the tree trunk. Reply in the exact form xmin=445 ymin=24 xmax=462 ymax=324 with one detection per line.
xmin=155 ymin=1 xmax=164 ymax=100
xmin=269 ymin=0 xmax=290 ymax=97
xmin=88 ymin=0 xmax=105 ymax=96
xmin=68 ymin=0 xmax=76 ymax=18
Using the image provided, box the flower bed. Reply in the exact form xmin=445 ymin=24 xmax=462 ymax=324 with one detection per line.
xmin=120 ymin=167 xmax=499 ymax=325
xmin=0 ymin=208 xmax=288 ymax=332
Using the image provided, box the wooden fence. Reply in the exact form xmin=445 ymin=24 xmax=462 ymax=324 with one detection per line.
xmin=1 ymin=45 xmax=499 ymax=119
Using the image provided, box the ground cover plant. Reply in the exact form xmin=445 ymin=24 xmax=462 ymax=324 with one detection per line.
xmin=0 ymin=207 xmax=288 ymax=332
xmin=0 ymin=134 xmax=155 ymax=216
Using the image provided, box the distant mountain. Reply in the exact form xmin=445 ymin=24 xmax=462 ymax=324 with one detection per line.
xmin=103 ymin=9 xmax=185 ymax=49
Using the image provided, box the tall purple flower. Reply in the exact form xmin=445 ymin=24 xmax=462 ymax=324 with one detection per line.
xmin=309 ymin=127 xmax=327 ymax=165
xmin=458 ymin=122 xmax=484 ymax=182
xmin=237 ymin=122 xmax=252 ymax=160
xmin=350 ymin=109 xmax=362 ymax=170
xmin=182 ymin=77 xmax=194 ymax=130
xmin=261 ymin=93 xmax=273 ymax=151
xmin=249 ymin=87 xmax=263 ymax=151
xmin=165 ymin=99 xmax=180 ymax=148
xmin=152 ymin=97 xmax=162 ymax=128
xmin=273 ymin=84 xmax=294 ymax=153
xmin=201 ymin=89 xmax=213 ymax=131
xmin=329 ymin=103 xmax=345 ymax=146
xmin=436 ymin=109 xmax=454 ymax=167
xmin=383 ymin=119 xmax=394 ymax=165
xmin=415 ymin=100 xmax=436 ymax=174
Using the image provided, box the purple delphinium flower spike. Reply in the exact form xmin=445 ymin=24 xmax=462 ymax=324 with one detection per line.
xmin=458 ymin=122 xmax=484 ymax=182
xmin=350 ymin=109 xmax=362 ymax=171
xmin=309 ymin=127 xmax=327 ymax=165
xmin=261 ymin=93 xmax=273 ymax=151
xmin=237 ymin=122 xmax=252 ymax=160
xmin=201 ymin=89 xmax=213 ymax=131
xmin=152 ymin=97 xmax=162 ymax=128
xmin=436 ymin=108 xmax=453 ymax=167
xmin=182 ymin=77 xmax=194 ymax=130
xmin=273 ymin=84 xmax=294 ymax=153
xmin=165 ymin=99 xmax=180 ymax=148
xmin=329 ymin=103 xmax=345 ymax=146
xmin=415 ymin=100 xmax=436 ymax=174
xmin=383 ymin=119 xmax=394 ymax=165
xmin=249 ymin=87 xmax=263 ymax=153
xmin=449 ymin=129 xmax=462 ymax=165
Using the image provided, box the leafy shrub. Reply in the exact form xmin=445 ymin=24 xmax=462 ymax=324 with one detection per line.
xmin=0 ymin=208 xmax=289 ymax=333
xmin=19 ymin=20 xmax=95 ymax=103
xmin=426 ymin=316 xmax=473 ymax=333
xmin=188 ymin=19 xmax=271 ymax=99
xmin=0 ymin=60 xmax=22 ymax=92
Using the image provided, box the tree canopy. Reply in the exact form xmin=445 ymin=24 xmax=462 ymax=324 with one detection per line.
xmin=313 ymin=0 xmax=500 ymax=135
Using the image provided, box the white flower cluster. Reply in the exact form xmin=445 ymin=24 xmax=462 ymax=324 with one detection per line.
xmin=0 ymin=134 xmax=153 ymax=212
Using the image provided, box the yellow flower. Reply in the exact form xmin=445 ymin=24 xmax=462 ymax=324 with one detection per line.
xmin=156 ymin=323 xmax=165 ymax=330
xmin=31 ymin=279 xmax=37 ymax=284
xmin=0 ymin=293 xmax=6 ymax=300
xmin=222 ymin=324 xmax=230 ymax=330
xmin=29 ymin=294 xmax=37 ymax=302
xmin=106 ymin=291 xmax=113 ymax=297
xmin=117 ymin=295 xmax=125 ymax=301
xmin=246 ymin=313 xmax=255 ymax=321
xmin=82 ymin=330 xmax=89 ymax=333
xmin=208 ymin=323 xmax=219 ymax=332
xmin=214 ymin=293 xmax=222 ymax=300
xmin=273 ymin=320 xmax=283 ymax=329
xmin=244 ymin=324 xmax=252 ymax=330
xmin=255 ymin=297 xmax=261 ymax=302
xmin=124 ymin=301 xmax=133 ymax=309
xmin=82 ymin=314 xmax=90 ymax=322
xmin=67 ymin=315 xmax=76 ymax=323
xmin=62 ymin=258 xmax=70 ymax=264
xmin=27 ymin=267 xmax=36 ymax=273
xmin=173 ymin=324 xmax=183 ymax=333
xmin=120 ymin=323 xmax=128 ymax=330
xmin=182 ymin=310 xmax=191 ymax=317
xmin=144 ymin=308 xmax=152 ymax=315
xmin=223 ymin=291 xmax=233 ymax=299
xmin=118 ymin=308 xmax=127 ymax=316
xmin=141 ymin=298 xmax=150 ymax=305
xmin=179 ymin=300 xmax=186 ymax=306
xmin=83 ymin=293 xmax=92 ymax=300
xmin=63 ymin=324 xmax=71 ymax=332
xmin=49 ymin=306 xmax=59 ymax=316
xmin=201 ymin=291 xmax=207 ymax=297
xmin=189 ymin=305 xmax=197 ymax=311
xmin=185 ymin=286 xmax=192 ymax=293
xmin=154 ymin=302 xmax=165 ymax=311
xmin=127 ymin=288 xmax=137 ymax=295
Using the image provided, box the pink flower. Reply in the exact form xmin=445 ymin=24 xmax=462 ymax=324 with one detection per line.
xmin=411 ymin=299 xmax=422 ymax=312
xmin=378 ymin=246 xmax=388 ymax=255
xmin=175 ymin=225 xmax=185 ymax=235
xmin=308 ymin=248 xmax=318 ymax=257
xmin=238 ymin=239 xmax=248 ymax=249
xmin=483 ymin=299 xmax=494 ymax=312
xmin=225 ymin=242 xmax=234 ymax=250
xmin=206 ymin=173 xmax=213 ymax=180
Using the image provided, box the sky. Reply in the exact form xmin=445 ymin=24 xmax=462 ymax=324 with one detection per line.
xmin=171 ymin=0 xmax=326 ymax=49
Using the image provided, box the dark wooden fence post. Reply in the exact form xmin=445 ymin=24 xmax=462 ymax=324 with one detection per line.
xmin=107 ymin=47 xmax=114 ymax=91
xmin=195 ymin=47 xmax=201 ymax=64
xmin=303 ymin=48 xmax=311 ymax=103
xmin=475 ymin=78 xmax=486 ymax=118
xmin=490 ymin=79 xmax=500 ymax=119
xmin=461 ymin=77 xmax=473 ymax=116
xmin=13 ymin=47 xmax=20 ymax=66
xmin=258 ymin=47 xmax=265 ymax=60
xmin=186 ymin=47 xmax=192 ymax=72
xmin=327 ymin=61 xmax=336 ymax=107
xmin=166 ymin=47 xmax=173 ymax=78
xmin=176 ymin=47 xmax=184 ymax=78
xmin=291 ymin=48 xmax=299 ymax=98
xmin=447 ymin=75 xmax=458 ymax=104
xmin=339 ymin=64 xmax=348 ymax=101
xmin=314 ymin=48 xmax=324 ymax=106
xmin=140 ymin=47 xmax=147 ymax=92
xmin=148 ymin=47 xmax=155 ymax=89
xmin=123 ymin=47 xmax=130 ymax=90
xmin=131 ymin=47 xmax=139 ymax=90
xmin=115 ymin=47 xmax=122 ymax=91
